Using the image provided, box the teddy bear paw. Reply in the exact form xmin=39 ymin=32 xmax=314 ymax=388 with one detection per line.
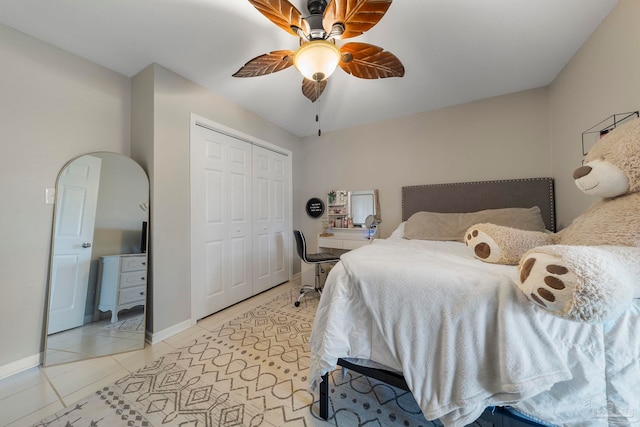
xmin=465 ymin=228 xmax=503 ymax=263
xmin=518 ymin=252 xmax=577 ymax=315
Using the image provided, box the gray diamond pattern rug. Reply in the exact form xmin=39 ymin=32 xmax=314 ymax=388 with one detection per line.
xmin=34 ymin=288 xmax=454 ymax=427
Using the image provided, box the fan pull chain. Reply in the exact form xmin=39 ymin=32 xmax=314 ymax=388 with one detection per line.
xmin=316 ymin=86 xmax=322 ymax=136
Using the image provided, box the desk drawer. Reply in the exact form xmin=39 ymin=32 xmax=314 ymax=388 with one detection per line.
xmin=319 ymin=237 xmax=343 ymax=249
xmin=343 ymin=240 xmax=369 ymax=250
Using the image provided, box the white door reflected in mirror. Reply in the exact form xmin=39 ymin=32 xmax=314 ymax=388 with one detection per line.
xmin=48 ymin=155 xmax=102 ymax=334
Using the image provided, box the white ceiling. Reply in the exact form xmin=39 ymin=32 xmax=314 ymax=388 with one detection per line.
xmin=0 ymin=0 xmax=618 ymax=137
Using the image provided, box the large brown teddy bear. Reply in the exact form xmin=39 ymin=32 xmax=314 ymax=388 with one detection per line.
xmin=465 ymin=118 xmax=640 ymax=322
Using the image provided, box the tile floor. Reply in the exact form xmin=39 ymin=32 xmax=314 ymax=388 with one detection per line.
xmin=0 ymin=280 xmax=302 ymax=427
xmin=44 ymin=310 xmax=145 ymax=366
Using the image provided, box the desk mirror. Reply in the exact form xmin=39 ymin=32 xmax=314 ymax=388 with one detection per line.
xmin=44 ymin=152 xmax=149 ymax=366
xmin=349 ymin=189 xmax=380 ymax=226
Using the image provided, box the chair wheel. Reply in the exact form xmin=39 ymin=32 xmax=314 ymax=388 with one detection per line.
xmin=294 ymin=301 xmax=301 ymax=307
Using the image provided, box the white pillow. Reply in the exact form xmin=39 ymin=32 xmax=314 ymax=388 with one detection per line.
xmin=389 ymin=222 xmax=406 ymax=239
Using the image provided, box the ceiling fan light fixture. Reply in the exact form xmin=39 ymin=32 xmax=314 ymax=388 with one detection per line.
xmin=293 ymin=40 xmax=341 ymax=82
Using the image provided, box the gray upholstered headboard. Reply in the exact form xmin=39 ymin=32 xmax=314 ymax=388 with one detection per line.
xmin=402 ymin=177 xmax=556 ymax=232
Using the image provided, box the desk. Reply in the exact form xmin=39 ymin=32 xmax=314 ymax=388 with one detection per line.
xmin=300 ymin=228 xmax=379 ymax=288
xmin=318 ymin=228 xmax=378 ymax=252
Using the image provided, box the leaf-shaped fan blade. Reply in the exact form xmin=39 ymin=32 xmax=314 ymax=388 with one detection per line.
xmin=302 ymin=78 xmax=327 ymax=102
xmin=249 ymin=0 xmax=306 ymax=36
xmin=323 ymin=0 xmax=392 ymax=39
xmin=232 ymin=50 xmax=295 ymax=78
xmin=339 ymin=42 xmax=404 ymax=79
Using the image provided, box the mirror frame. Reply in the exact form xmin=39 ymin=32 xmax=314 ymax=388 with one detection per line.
xmin=43 ymin=152 xmax=149 ymax=366
xmin=348 ymin=189 xmax=379 ymax=226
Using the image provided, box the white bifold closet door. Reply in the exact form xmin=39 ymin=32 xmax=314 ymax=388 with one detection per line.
xmin=191 ymin=124 xmax=290 ymax=320
xmin=252 ymin=145 xmax=289 ymax=293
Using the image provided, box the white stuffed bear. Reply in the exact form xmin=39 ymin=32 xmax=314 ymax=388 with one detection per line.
xmin=465 ymin=117 xmax=640 ymax=322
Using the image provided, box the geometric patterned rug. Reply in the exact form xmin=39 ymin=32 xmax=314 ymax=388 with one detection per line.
xmin=100 ymin=314 xmax=145 ymax=333
xmin=33 ymin=288 xmax=485 ymax=427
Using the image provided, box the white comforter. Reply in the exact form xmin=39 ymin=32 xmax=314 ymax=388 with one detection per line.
xmin=309 ymin=238 xmax=640 ymax=427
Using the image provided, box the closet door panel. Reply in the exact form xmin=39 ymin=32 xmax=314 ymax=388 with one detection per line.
xmin=255 ymin=233 xmax=270 ymax=280
xmin=205 ymin=170 xmax=223 ymax=224
xmin=270 ymin=161 xmax=286 ymax=275
xmin=254 ymin=170 xmax=270 ymax=283
xmin=269 ymin=153 xmax=288 ymax=280
xmin=273 ymin=179 xmax=285 ymax=220
xmin=227 ymin=139 xmax=252 ymax=297
xmin=230 ymin=235 xmax=249 ymax=288
xmin=256 ymin=176 xmax=269 ymax=221
xmin=192 ymin=125 xmax=252 ymax=319
xmin=252 ymin=145 xmax=290 ymax=293
xmin=203 ymin=167 xmax=226 ymax=302
xmin=205 ymin=241 xmax=224 ymax=296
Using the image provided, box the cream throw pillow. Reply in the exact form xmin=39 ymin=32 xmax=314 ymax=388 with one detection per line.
xmin=403 ymin=206 xmax=546 ymax=242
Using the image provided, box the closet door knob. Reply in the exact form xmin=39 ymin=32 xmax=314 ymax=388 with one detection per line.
xmin=82 ymin=242 xmax=92 ymax=248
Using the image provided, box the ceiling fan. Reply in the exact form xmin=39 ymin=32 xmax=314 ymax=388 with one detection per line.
xmin=233 ymin=0 xmax=405 ymax=104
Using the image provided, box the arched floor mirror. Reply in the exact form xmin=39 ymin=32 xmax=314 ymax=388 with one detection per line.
xmin=44 ymin=152 xmax=149 ymax=366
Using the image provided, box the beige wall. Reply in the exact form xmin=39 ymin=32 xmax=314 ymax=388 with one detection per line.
xmin=133 ymin=64 xmax=303 ymax=334
xmin=299 ymin=87 xmax=552 ymax=249
xmin=130 ymin=65 xmax=155 ymax=331
xmin=0 ymin=24 xmax=131 ymax=370
xmin=548 ymin=0 xmax=640 ymax=229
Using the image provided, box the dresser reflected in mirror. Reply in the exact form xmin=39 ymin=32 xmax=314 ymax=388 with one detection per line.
xmin=44 ymin=152 xmax=149 ymax=366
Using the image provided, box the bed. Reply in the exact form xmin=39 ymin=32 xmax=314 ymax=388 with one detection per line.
xmin=309 ymin=178 xmax=640 ymax=427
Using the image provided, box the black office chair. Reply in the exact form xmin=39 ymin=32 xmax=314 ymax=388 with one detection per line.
xmin=293 ymin=230 xmax=340 ymax=307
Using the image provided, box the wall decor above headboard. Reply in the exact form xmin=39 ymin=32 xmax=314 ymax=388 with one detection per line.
xmin=582 ymin=111 xmax=639 ymax=155
xmin=401 ymin=177 xmax=555 ymax=232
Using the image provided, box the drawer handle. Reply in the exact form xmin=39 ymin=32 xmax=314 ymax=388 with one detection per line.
xmin=140 ymin=292 xmax=145 ymax=296
xmin=141 ymin=277 xmax=145 ymax=280
xmin=142 ymin=262 xmax=146 ymax=265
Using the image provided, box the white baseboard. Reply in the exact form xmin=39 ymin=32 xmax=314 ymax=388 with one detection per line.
xmin=0 ymin=353 xmax=42 ymax=381
xmin=146 ymin=318 xmax=195 ymax=345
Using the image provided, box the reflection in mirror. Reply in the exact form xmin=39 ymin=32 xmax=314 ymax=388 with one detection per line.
xmin=349 ymin=190 xmax=379 ymax=226
xmin=44 ymin=152 xmax=149 ymax=366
